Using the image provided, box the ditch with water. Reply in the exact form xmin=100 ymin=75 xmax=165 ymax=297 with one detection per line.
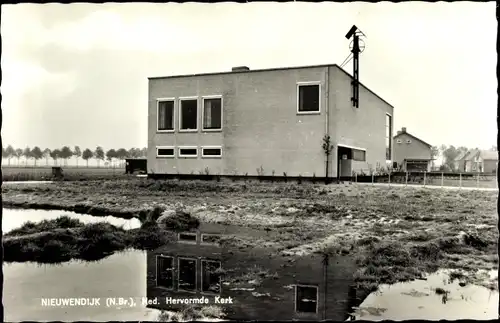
xmin=2 ymin=208 xmax=498 ymax=321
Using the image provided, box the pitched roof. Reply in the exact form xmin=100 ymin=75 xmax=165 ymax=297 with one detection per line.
xmin=393 ymin=131 xmax=432 ymax=148
xmin=454 ymin=150 xmax=469 ymax=161
xmin=479 ymin=150 xmax=498 ymax=161
xmin=463 ymin=149 xmax=480 ymax=161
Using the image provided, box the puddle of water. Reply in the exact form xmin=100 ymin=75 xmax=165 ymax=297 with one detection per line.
xmin=352 ymin=269 xmax=498 ymax=320
xmin=2 ymin=208 xmax=142 ymax=233
xmin=3 ymin=250 xmax=161 ymax=321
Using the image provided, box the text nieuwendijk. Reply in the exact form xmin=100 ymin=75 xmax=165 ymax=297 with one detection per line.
xmin=41 ymin=296 xmax=233 ymax=307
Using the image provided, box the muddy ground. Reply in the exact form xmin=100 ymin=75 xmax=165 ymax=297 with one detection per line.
xmin=2 ymin=178 xmax=498 ymax=293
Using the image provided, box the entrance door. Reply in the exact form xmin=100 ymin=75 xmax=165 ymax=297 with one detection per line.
xmin=337 ymin=146 xmax=352 ymax=179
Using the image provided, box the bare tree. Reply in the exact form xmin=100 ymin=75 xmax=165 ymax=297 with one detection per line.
xmin=14 ymin=148 xmax=23 ymax=165
xmin=74 ymin=146 xmax=82 ymax=167
xmin=43 ymin=148 xmax=51 ymax=166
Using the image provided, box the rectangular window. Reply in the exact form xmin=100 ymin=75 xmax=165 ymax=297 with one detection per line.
xmin=157 ymin=100 xmax=175 ymax=131
xmin=201 ymin=234 xmax=221 ymax=245
xmin=180 ymin=98 xmax=198 ymax=131
xmin=178 ymin=232 xmax=197 ymax=243
xmin=156 ymin=147 xmax=175 ymax=158
xmin=203 ymin=97 xmax=222 ymax=131
xmin=179 ymin=147 xmax=198 ymax=158
xmin=201 ymin=260 xmax=222 ymax=294
xmin=178 ymin=258 xmax=197 ymax=292
xmin=202 ymin=147 xmax=222 ymax=158
xmin=297 ymin=83 xmax=320 ymax=113
xmin=352 ymin=149 xmax=366 ymax=162
xmin=156 ymin=256 xmax=174 ymax=289
xmin=295 ymin=285 xmax=318 ymax=314
xmin=385 ymin=114 xmax=392 ymax=160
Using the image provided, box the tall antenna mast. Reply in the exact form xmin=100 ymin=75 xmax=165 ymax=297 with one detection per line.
xmin=345 ymin=25 xmax=366 ymax=109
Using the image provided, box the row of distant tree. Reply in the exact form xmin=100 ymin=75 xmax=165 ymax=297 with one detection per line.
xmin=2 ymin=145 xmax=147 ymax=167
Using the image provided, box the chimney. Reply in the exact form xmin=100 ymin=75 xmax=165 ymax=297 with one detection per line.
xmin=401 ymin=127 xmax=407 ymax=133
xmin=232 ymin=66 xmax=250 ymax=72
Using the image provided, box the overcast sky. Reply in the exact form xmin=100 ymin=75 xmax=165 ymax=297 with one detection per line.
xmin=1 ymin=2 xmax=497 ymax=151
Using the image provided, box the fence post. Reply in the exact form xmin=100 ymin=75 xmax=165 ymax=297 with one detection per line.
xmin=405 ymin=171 xmax=408 ymax=186
xmin=355 ymin=173 xmax=357 ymax=183
xmin=424 ymin=171 xmax=426 ymax=186
xmin=372 ymin=173 xmax=374 ymax=186
xmin=476 ymin=172 xmax=479 ymax=188
xmin=441 ymin=172 xmax=444 ymax=187
xmin=388 ymin=172 xmax=391 ymax=187
xmin=459 ymin=173 xmax=462 ymax=189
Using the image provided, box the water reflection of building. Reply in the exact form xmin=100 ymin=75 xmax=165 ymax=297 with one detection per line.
xmin=146 ymin=222 xmax=357 ymax=321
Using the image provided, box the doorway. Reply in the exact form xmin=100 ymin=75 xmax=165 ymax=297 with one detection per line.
xmin=337 ymin=146 xmax=352 ymax=180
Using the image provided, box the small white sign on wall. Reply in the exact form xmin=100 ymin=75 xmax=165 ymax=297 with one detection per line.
xmin=342 ymin=155 xmax=347 ymax=160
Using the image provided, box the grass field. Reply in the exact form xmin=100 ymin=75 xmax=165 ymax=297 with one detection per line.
xmin=2 ymin=178 xmax=498 ymax=295
xmin=1 ymin=166 xmax=128 ymax=181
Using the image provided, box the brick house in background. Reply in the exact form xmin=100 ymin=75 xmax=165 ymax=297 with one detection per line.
xmin=392 ymin=127 xmax=433 ymax=172
xmin=147 ymin=63 xmax=394 ymax=179
xmin=458 ymin=149 xmax=498 ymax=173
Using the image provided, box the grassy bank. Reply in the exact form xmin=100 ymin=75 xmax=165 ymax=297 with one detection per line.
xmin=2 ymin=165 xmax=129 ymax=182
xmin=2 ymin=178 xmax=498 ymax=291
xmin=2 ymin=208 xmax=200 ymax=263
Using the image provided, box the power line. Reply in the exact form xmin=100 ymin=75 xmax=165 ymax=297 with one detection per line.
xmin=340 ymin=53 xmax=353 ymax=68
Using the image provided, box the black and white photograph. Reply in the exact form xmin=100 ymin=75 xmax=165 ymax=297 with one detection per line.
xmin=1 ymin=1 xmax=498 ymax=321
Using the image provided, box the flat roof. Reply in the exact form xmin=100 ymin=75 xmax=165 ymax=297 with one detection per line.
xmin=148 ymin=63 xmax=394 ymax=109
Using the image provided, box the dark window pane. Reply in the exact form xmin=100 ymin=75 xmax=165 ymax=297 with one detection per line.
xmin=178 ymin=258 xmax=197 ymax=291
xmin=299 ymin=85 xmax=320 ymax=112
xmin=158 ymin=101 xmax=174 ymax=130
xmin=181 ymin=100 xmax=198 ymax=130
xmin=157 ymin=148 xmax=174 ymax=157
xmin=180 ymin=148 xmax=197 ymax=156
xmin=179 ymin=233 xmax=197 ymax=242
xmin=203 ymin=99 xmax=222 ymax=129
xmin=202 ymin=260 xmax=222 ymax=293
xmin=156 ymin=256 xmax=174 ymax=289
xmin=203 ymin=148 xmax=221 ymax=157
xmin=296 ymin=286 xmax=318 ymax=313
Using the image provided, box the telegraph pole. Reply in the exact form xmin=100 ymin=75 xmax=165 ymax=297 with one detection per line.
xmin=345 ymin=25 xmax=366 ymax=109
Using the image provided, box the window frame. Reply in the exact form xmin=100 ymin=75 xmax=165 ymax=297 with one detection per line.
xmin=297 ymin=81 xmax=322 ymax=115
xmin=200 ymin=259 xmax=222 ymax=295
xmin=201 ymin=146 xmax=222 ymax=159
xmin=178 ymin=146 xmax=199 ymax=158
xmin=396 ymin=139 xmax=402 ymax=144
xmin=406 ymin=139 xmax=412 ymax=144
xmin=156 ymin=98 xmax=176 ymax=133
xmin=177 ymin=257 xmax=198 ymax=293
xmin=178 ymin=232 xmax=198 ymax=244
xmin=202 ymin=95 xmax=223 ymax=132
xmin=294 ymin=284 xmax=319 ymax=314
xmin=179 ymin=96 xmax=199 ymax=132
xmin=352 ymin=148 xmax=366 ymax=162
xmin=385 ymin=113 xmax=393 ymax=161
xmin=156 ymin=146 xmax=175 ymax=158
xmin=155 ymin=255 xmax=175 ymax=290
